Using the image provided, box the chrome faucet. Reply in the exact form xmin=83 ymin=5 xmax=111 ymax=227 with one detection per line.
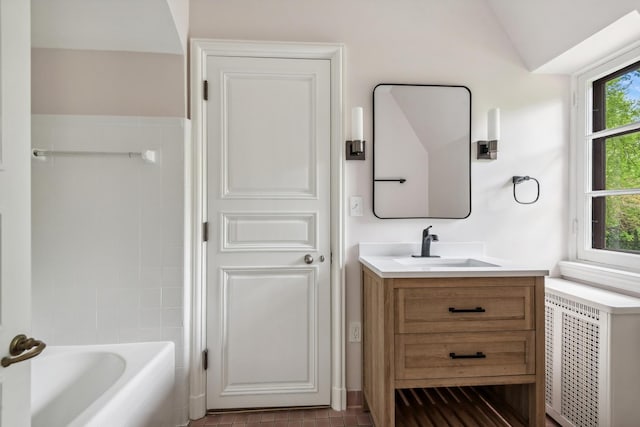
xmin=413 ymin=225 xmax=440 ymax=258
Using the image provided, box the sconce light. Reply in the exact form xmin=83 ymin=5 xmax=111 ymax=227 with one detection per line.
xmin=477 ymin=108 xmax=500 ymax=160
xmin=346 ymin=107 xmax=366 ymax=160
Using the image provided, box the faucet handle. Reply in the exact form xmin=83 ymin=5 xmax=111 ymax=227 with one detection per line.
xmin=431 ymin=234 xmax=439 ymax=241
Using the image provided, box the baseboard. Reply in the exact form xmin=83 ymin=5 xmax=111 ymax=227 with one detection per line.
xmin=331 ymin=386 xmax=347 ymax=411
xmin=347 ymin=390 xmax=363 ymax=408
xmin=189 ymin=393 xmax=206 ymax=421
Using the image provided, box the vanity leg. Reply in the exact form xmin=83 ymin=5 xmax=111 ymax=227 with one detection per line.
xmin=528 ymin=383 xmax=545 ymax=426
xmin=530 ymin=276 xmax=546 ymax=426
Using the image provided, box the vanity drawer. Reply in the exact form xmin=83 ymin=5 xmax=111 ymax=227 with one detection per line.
xmin=395 ymin=284 xmax=534 ymax=333
xmin=395 ymin=331 xmax=535 ymax=380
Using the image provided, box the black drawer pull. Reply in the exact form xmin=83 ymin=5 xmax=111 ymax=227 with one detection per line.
xmin=449 ymin=352 xmax=486 ymax=359
xmin=448 ymin=307 xmax=486 ymax=313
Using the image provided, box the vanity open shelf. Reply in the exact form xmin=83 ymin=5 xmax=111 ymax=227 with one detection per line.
xmin=361 ymin=265 xmax=546 ymax=427
xmin=395 ymin=386 xmax=527 ymax=427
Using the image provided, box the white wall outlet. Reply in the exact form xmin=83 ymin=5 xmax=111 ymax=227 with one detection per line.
xmin=349 ymin=321 xmax=362 ymax=342
xmin=350 ymin=196 xmax=363 ymax=217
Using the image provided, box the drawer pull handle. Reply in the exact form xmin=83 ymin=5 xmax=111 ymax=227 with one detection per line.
xmin=448 ymin=307 xmax=486 ymax=313
xmin=449 ymin=352 xmax=486 ymax=359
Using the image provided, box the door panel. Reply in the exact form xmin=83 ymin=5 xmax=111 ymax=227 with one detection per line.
xmin=221 ymin=267 xmax=317 ymax=394
xmin=206 ymin=56 xmax=331 ymax=409
xmin=221 ymin=212 xmax=317 ymax=251
xmin=0 ymin=1 xmax=31 ymax=425
xmin=222 ymin=72 xmax=318 ymax=199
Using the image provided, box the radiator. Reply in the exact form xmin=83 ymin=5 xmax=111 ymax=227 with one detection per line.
xmin=545 ymin=278 xmax=640 ymax=427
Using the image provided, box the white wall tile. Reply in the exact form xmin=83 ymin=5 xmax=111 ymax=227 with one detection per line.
xmin=140 ymin=308 xmax=162 ymax=328
xmin=162 ymin=266 xmax=183 ymax=286
xmin=141 ymin=268 xmax=163 ymax=287
xmin=116 ymin=288 xmax=140 ymax=309
xmin=55 ymin=327 xmax=97 ymax=345
xmin=32 ymin=115 xmax=187 ymax=427
xmin=117 ymin=306 xmax=140 ymax=328
xmin=97 ymin=288 xmax=120 ymax=309
xmin=162 ymin=287 xmax=183 ymax=308
xmin=161 ymin=327 xmax=184 ymax=348
xmin=162 ymin=308 xmax=183 ymax=328
xmin=118 ymin=328 xmax=140 ymax=343
xmin=97 ymin=308 xmax=119 ymax=330
xmin=138 ymin=328 xmax=163 ymax=342
xmin=163 ymin=245 xmax=184 ymax=268
xmin=95 ymin=328 xmax=118 ymax=344
xmin=140 ymin=287 xmax=162 ymax=308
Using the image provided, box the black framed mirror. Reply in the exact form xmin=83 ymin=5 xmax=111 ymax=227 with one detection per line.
xmin=373 ymin=84 xmax=471 ymax=219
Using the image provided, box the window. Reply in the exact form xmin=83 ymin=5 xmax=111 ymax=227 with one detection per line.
xmin=574 ymin=47 xmax=640 ymax=271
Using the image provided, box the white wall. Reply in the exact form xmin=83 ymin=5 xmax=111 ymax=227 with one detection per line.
xmin=487 ymin=0 xmax=640 ymax=71
xmin=31 ymin=115 xmax=189 ymax=425
xmin=32 ymin=48 xmax=185 ymax=117
xmin=190 ymin=0 xmax=570 ymax=391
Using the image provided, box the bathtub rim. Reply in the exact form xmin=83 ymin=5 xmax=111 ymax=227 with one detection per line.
xmin=31 ymin=341 xmax=175 ymax=427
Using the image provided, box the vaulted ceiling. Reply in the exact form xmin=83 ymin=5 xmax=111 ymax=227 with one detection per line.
xmin=31 ymin=0 xmax=188 ymax=54
xmin=31 ymin=0 xmax=640 ymax=73
xmin=486 ymin=0 xmax=640 ymax=73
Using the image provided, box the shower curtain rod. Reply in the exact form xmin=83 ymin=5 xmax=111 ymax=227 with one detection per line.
xmin=32 ymin=148 xmax=157 ymax=164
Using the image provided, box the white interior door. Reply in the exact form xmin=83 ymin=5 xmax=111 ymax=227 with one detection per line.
xmin=205 ymin=55 xmax=331 ymax=409
xmin=0 ymin=0 xmax=32 ymax=425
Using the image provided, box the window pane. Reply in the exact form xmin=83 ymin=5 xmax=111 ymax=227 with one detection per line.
xmin=605 ymin=65 xmax=640 ymax=129
xmin=593 ymin=61 xmax=640 ymax=132
xmin=592 ymin=194 xmax=640 ymax=253
xmin=592 ymin=131 xmax=640 ymax=191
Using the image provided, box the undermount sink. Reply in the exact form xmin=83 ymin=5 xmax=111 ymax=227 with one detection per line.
xmin=392 ymin=257 xmax=499 ymax=268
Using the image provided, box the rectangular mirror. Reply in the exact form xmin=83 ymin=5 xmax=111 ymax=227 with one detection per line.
xmin=373 ymin=84 xmax=471 ymax=218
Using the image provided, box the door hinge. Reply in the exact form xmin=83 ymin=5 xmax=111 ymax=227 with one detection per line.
xmin=203 ymin=349 xmax=209 ymax=370
xmin=203 ymin=80 xmax=208 ymax=101
xmin=203 ymin=221 xmax=209 ymax=242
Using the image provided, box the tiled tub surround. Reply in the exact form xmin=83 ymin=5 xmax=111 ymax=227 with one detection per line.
xmin=31 ymin=115 xmax=189 ymax=425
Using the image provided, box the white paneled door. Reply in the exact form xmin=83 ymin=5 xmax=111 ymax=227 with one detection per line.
xmin=0 ymin=0 xmax=32 ymax=426
xmin=205 ymin=56 xmax=331 ymax=409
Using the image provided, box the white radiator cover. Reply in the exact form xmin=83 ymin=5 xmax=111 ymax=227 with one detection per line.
xmin=545 ymin=278 xmax=640 ymax=427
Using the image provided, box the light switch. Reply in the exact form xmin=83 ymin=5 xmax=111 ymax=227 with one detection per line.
xmin=350 ymin=196 xmax=363 ymax=216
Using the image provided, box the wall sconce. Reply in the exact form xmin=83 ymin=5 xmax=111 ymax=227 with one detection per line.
xmin=477 ymin=108 xmax=500 ymax=160
xmin=346 ymin=107 xmax=366 ymax=160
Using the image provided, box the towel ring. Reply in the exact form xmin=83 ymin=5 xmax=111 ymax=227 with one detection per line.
xmin=512 ymin=176 xmax=540 ymax=205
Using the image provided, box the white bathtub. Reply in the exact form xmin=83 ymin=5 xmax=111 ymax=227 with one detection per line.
xmin=31 ymin=342 xmax=175 ymax=427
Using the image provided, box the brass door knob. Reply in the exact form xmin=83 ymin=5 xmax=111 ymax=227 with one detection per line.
xmin=1 ymin=334 xmax=46 ymax=368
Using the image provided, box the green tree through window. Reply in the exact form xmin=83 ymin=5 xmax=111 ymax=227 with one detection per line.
xmin=592 ymin=63 xmax=640 ymax=253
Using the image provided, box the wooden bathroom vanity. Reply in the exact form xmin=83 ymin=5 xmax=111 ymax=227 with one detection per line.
xmin=360 ymin=254 xmax=547 ymax=427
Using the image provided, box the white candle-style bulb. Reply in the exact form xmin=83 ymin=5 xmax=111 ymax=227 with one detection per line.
xmin=488 ymin=108 xmax=500 ymax=141
xmin=352 ymin=107 xmax=364 ymax=141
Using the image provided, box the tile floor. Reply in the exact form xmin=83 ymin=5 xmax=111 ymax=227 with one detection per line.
xmin=189 ymin=407 xmax=372 ymax=426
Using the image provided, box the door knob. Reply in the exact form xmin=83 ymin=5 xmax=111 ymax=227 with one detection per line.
xmin=304 ymin=254 xmax=314 ymax=264
xmin=1 ymin=334 xmax=46 ymax=368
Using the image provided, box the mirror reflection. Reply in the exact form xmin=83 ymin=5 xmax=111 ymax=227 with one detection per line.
xmin=373 ymin=84 xmax=471 ymax=218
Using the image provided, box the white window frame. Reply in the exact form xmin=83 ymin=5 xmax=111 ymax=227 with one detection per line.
xmin=572 ymin=45 xmax=640 ymax=272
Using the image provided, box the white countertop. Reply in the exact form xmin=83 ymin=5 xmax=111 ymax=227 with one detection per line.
xmin=358 ymin=242 xmax=549 ymax=278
